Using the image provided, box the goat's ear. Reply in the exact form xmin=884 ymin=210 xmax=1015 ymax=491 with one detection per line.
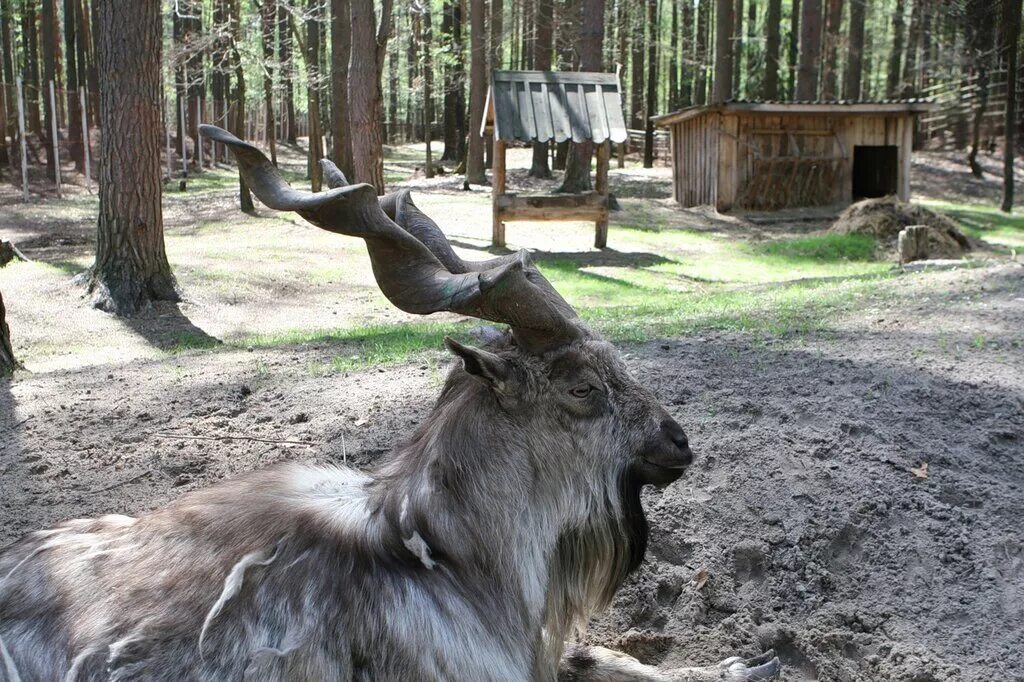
xmin=444 ymin=337 xmax=511 ymax=390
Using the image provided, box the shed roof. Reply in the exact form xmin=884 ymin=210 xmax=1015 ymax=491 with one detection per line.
xmin=653 ymin=99 xmax=939 ymax=127
xmin=482 ymin=70 xmax=628 ymax=144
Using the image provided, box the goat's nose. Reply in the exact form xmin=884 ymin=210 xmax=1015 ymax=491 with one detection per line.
xmin=661 ymin=418 xmax=693 ymax=465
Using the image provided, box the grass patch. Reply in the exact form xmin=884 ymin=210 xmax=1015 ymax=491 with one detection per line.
xmin=234 ymin=321 xmax=470 ymax=370
xmin=752 ymin=233 xmax=878 ymax=263
xmin=920 ymin=200 xmax=1024 ymax=248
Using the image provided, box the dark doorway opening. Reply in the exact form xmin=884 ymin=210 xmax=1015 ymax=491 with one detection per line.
xmin=852 ymin=146 xmax=898 ymax=199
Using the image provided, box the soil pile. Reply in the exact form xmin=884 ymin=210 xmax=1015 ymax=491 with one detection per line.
xmin=830 ymin=197 xmax=972 ymax=259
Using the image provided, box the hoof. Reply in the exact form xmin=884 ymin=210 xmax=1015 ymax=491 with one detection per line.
xmin=719 ymin=650 xmax=781 ymax=681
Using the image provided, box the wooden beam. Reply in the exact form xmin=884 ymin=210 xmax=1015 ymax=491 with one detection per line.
xmin=594 ymin=142 xmax=610 ymax=248
xmin=496 ymin=192 xmax=608 ymax=222
xmin=492 ymin=139 xmax=507 ymax=246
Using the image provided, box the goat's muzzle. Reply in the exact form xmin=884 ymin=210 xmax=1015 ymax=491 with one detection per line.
xmin=635 ymin=418 xmax=694 ymax=486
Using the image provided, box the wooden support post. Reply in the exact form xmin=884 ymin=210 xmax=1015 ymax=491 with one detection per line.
xmin=16 ymin=77 xmax=28 ymax=201
xmin=79 ymin=87 xmax=91 ymax=184
xmin=179 ymin=95 xmax=188 ymax=180
xmin=617 ymin=142 xmax=625 ymax=168
xmin=195 ymin=98 xmax=203 ymax=170
xmin=595 ymin=141 xmax=610 ymax=248
xmin=49 ymin=81 xmax=61 ymax=198
xmin=492 ymin=139 xmax=507 ymax=247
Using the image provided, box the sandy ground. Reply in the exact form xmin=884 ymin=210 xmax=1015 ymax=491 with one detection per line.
xmin=1 ymin=145 xmax=1023 ymax=680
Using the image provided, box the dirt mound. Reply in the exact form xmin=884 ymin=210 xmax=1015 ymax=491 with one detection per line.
xmin=830 ymin=197 xmax=971 ymax=259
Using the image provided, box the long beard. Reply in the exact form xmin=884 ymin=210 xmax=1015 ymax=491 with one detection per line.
xmin=539 ymin=465 xmax=649 ymax=669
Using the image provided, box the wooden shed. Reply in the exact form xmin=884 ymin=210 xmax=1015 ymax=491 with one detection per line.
xmin=481 ymin=70 xmax=628 ymax=247
xmin=653 ymin=100 xmax=938 ymax=212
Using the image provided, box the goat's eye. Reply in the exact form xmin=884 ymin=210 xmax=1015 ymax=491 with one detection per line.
xmin=570 ymin=384 xmax=594 ymax=398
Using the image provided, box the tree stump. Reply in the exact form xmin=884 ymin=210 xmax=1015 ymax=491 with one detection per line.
xmin=0 ymin=240 xmax=29 ymax=268
xmin=0 ymin=291 xmax=17 ymax=376
xmin=898 ymin=224 xmax=966 ymax=264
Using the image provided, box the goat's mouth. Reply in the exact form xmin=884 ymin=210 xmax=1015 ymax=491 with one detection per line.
xmin=635 ymin=449 xmax=693 ymax=486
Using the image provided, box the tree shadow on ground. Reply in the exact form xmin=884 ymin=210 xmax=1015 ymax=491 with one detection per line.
xmin=118 ymin=300 xmax=222 ymax=352
xmin=447 ymin=239 xmax=675 ymax=270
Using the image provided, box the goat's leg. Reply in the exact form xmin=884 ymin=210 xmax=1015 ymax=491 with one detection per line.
xmin=559 ymin=645 xmax=780 ymax=682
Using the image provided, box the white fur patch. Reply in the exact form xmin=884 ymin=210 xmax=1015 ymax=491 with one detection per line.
xmin=198 ymin=544 xmax=281 ymax=655
xmin=288 ymin=465 xmax=372 ymax=532
xmin=402 ymin=532 xmax=436 ymax=570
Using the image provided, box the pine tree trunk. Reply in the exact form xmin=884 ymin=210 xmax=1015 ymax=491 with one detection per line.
xmin=967 ymin=0 xmax=996 ymax=178
xmin=348 ymin=0 xmax=392 ymax=193
xmin=630 ymin=0 xmax=645 ymax=126
xmin=0 ymin=2 xmax=8 ymax=169
xmin=669 ymin=0 xmax=678 ymax=110
xmin=0 ymin=0 xmax=15 ymax=166
xmin=713 ymin=0 xmax=734 ymax=103
xmin=796 ymin=0 xmax=822 ymax=100
xmin=745 ymin=0 xmax=756 ymax=96
xmin=41 ymin=0 xmax=57 ymax=179
xmin=529 ymin=0 xmax=554 ymax=178
xmin=465 ymin=0 xmax=486 ymax=185
xmin=680 ymin=0 xmax=693 ymax=104
xmin=279 ymin=0 xmax=297 ymax=144
xmin=64 ymin=0 xmax=84 ymax=171
xmin=557 ymin=0 xmax=603 ymax=193
xmin=260 ymin=0 xmax=278 ymax=165
xmin=86 ymin=0 xmax=177 ymax=315
xmin=22 ymin=2 xmax=42 ymax=137
xmin=306 ymin=0 xmax=324 ymax=190
xmin=843 ymin=0 xmax=865 ymax=100
xmin=763 ymin=0 xmax=782 ymax=99
xmin=228 ymin=0 xmax=254 ymax=212
xmin=821 ymin=0 xmax=842 ymax=100
xmin=422 ymin=4 xmax=435 ymax=178
xmin=733 ymin=0 xmax=743 ymax=97
xmin=787 ymin=0 xmax=800 ymax=99
xmin=902 ymin=0 xmax=922 ymax=98
xmin=441 ymin=0 xmax=460 ymax=162
xmin=694 ymin=0 xmax=709 ymax=104
xmin=1001 ymin=0 xmax=1022 ymax=212
xmin=643 ymin=0 xmax=658 ymax=168
xmin=0 ymin=291 xmax=16 ymax=376
xmin=887 ymin=0 xmax=906 ymax=97
xmin=331 ymin=0 xmax=354 ymax=177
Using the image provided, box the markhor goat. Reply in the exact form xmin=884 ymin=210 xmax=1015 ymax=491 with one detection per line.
xmin=0 ymin=127 xmax=780 ymax=682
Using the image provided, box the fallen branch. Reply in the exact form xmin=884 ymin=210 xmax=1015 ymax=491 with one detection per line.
xmin=0 ymin=240 xmax=31 ymax=267
xmin=149 ymin=431 xmax=317 ymax=447
xmin=89 ymin=469 xmax=153 ymax=494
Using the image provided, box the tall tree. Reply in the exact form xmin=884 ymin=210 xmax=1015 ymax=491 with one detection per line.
xmin=0 ymin=291 xmax=15 ymax=376
xmin=787 ymin=0 xmax=801 ymax=99
xmin=420 ymin=0 xmax=436 ymax=177
xmin=763 ymin=0 xmax=782 ymax=99
xmin=64 ymin=0 xmax=84 ymax=171
xmin=843 ymin=0 xmax=865 ymax=100
xmin=259 ymin=0 xmax=278 ymax=165
xmin=643 ymin=0 xmax=658 ymax=167
xmin=529 ymin=0 xmax=553 ymax=178
xmin=966 ymin=0 xmax=996 ymax=177
xmin=733 ymin=0 xmax=743 ymax=97
xmin=40 ymin=0 xmax=57 ymax=179
xmin=440 ymin=0 xmax=462 ymax=162
xmin=796 ymin=0 xmax=822 ymax=100
xmin=279 ymin=0 xmax=297 ymax=144
xmin=22 ymin=0 xmax=42 ymax=136
xmin=1000 ymin=0 xmax=1022 ymax=212
xmin=348 ymin=0 xmax=393 ymax=193
xmin=680 ymin=0 xmax=694 ymax=104
xmin=821 ymin=0 xmax=842 ymax=99
xmin=558 ymin=0 xmax=604 ymax=192
xmin=86 ymin=0 xmax=177 ymax=315
xmin=669 ymin=0 xmax=679 ymax=109
xmin=294 ymin=0 xmax=325 ymax=189
xmin=331 ymin=0 xmax=354 ymax=177
xmin=901 ymin=0 xmax=922 ymax=97
xmin=465 ymin=0 xmax=486 ymax=184
xmin=629 ymin=0 xmax=644 ymax=126
xmin=745 ymin=0 xmax=757 ymax=95
xmin=694 ymin=0 xmax=709 ymax=104
xmin=886 ymin=0 xmax=906 ymax=97
xmin=228 ymin=0 xmax=255 ymax=211
xmin=0 ymin=0 xmax=15 ymax=167
xmin=712 ymin=0 xmax=734 ymax=103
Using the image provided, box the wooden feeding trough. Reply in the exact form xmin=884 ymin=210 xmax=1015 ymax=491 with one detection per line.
xmin=653 ymin=100 xmax=938 ymax=212
xmin=481 ymin=70 xmax=628 ymax=248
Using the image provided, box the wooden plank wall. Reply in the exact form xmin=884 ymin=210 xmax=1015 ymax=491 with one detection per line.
xmin=670 ymin=113 xmax=718 ymax=207
xmin=670 ymin=111 xmax=916 ymax=210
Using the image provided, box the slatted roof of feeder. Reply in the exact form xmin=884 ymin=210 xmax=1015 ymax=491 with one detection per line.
xmin=482 ymin=70 xmax=628 ymax=145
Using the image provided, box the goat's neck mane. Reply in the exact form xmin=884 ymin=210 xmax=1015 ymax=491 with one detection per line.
xmin=369 ymin=368 xmax=648 ymax=665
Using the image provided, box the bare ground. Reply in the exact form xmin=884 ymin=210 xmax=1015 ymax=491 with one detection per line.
xmin=1 ymin=146 xmax=1023 ymax=681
